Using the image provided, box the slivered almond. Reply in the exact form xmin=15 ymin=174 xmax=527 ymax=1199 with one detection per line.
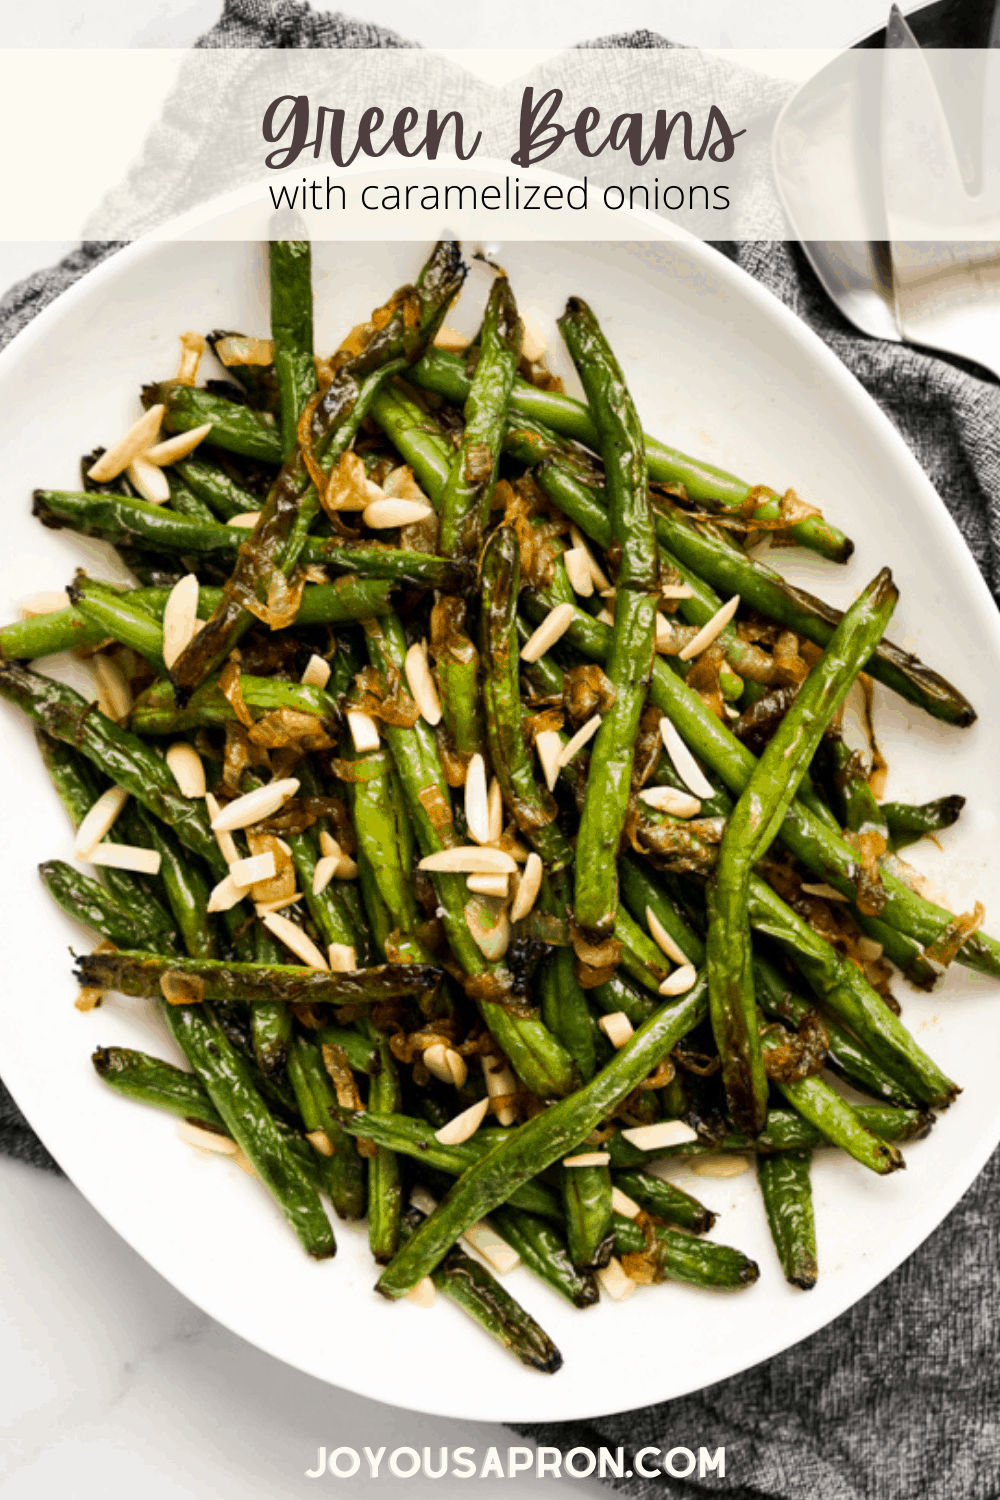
xmin=435 ymin=1097 xmax=490 ymax=1147
xmin=481 ymin=1055 xmax=518 ymax=1126
xmin=520 ymin=602 xmax=575 ymax=663
xmin=92 ymin=655 xmax=132 ymax=723
xmin=410 ymin=1184 xmax=438 ymax=1216
xmin=307 ymin=1129 xmax=334 ymax=1157
xmin=464 ymin=753 xmax=490 ymax=844
xmin=661 ymin=583 xmax=695 ymax=600
xmin=319 ymin=831 xmax=340 ymax=859
xmin=327 ymin=943 xmax=357 ymax=973
xmin=254 ymin=894 xmax=301 ymax=915
xmin=346 ymin=710 xmax=380 ymax=753
xmin=563 ymin=1152 xmax=611 ymax=1168
xmin=486 ymin=777 xmax=503 ymax=842
xmin=557 ymin=713 xmax=601 ymax=768
xmin=467 ymin=873 xmax=509 ymax=897
xmin=563 ymin=546 xmax=595 ymax=597
xmin=89 ymin=843 xmax=161 ymax=876
xmin=639 ymin=786 xmax=701 ymax=818
xmin=419 ymin=847 xmax=516 ymax=875
xmin=232 ymin=1152 xmax=259 ymax=1179
xmin=405 ymin=1277 xmax=436 ymax=1308
xmin=312 ymin=854 xmax=338 ymax=894
xmin=176 ymin=331 xmax=205 ymax=385
xmin=857 ymin=936 xmax=884 ymax=962
xmin=597 ymin=1258 xmax=637 ymax=1301
xmin=611 ymin=1186 xmax=642 ymax=1220
xmin=509 ymin=851 xmax=542 ymax=924
xmin=535 ymin=729 xmax=563 ymax=792
xmin=520 ymin=308 xmax=548 ymax=364
xmin=659 ymin=717 xmax=716 ymax=800
xmin=465 ymin=896 xmax=511 ymax=960
xmin=229 ymin=852 xmax=276 ymax=887
xmin=162 ymin=574 xmax=201 ymax=670
xmin=262 ymin=912 xmax=329 ymax=970
xmin=178 ymin=1121 xmax=238 ymax=1155
xmin=433 ymin=325 xmax=471 ymax=352
xmin=596 ymin=607 xmax=615 ymax=626
xmin=404 ymin=640 xmax=442 ymax=726
xmin=205 ymin=791 xmax=240 ymax=866
xmin=75 ymin=785 xmax=129 ymax=859
xmin=335 ymin=853 xmax=358 ymax=879
xmin=126 ymin=456 xmax=171 ymax=504
xmin=658 ymin=964 xmax=697 ymax=996
xmin=569 ymin=526 xmax=611 ymax=591
xmin=166 ymin=742 xmax=206 ymax=798
xmin=383 ymin=466 xmax=430 ymax=503
xmin=227 ymin=511 xmax=262 ymax=528
xmin=463 ymin=1221 xmax=521 ymax=1274
xmin=143 ymin=423 xmax=212 ymax=465
xmin=87 ymin=405 xmax=164 ymax=482
xmin=678 ymin=595 xmax=740 ymax=661
xmin=210 ymin=778 xmax=300 ymax=833
xmin=646 ymin=907 xmax=692 ymax=967
xmin=654 ymin=613 xmax=675 ymax=653
xmin=800 ymin=882 xmax=849 ymax=903
xmin=621 ymin=1120 xmax=699 ymax=1151
xmin=20 ymin=590 xmax=71 ymax=618
xmin=300 ymin=653 xmax=331 ymax=690
xmin=207 ymin=874 xmax=246 ymax=913
xmin=424 ymin=1044 xmax=467 ymax=1088
xmin=691 ymin=1155 xmax=751 ymax=1179
xmin=363 ymin=497 xmax=433 ymax=529
xmin=599 ymin=1012 xmax=634 ymax=1049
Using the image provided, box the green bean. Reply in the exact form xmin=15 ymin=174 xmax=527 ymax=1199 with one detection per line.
xmin=174 ymin=456 xmax=260 ymax=521
xmin=431 ymin=600 xmax=486 ymax=757
xmin=364 ymin=1030 xmax=403 ymax=1264
xmin=345 ymin=747 xmax=433 ymax=965
xmin=538 ymin=873 xmax=596 ymax=1081
xmin=489 ymin=1205 xmax=599 ymax=1308
xmin=270 ymin=239 xmax=318 ymax=460
xmin=622 ymin=1224 xmax=760 ymax=1290
xmin=251 ymin=924 xmax=292 ymax=1076
xmin=757 ymin=1150 xmax=817 ymax=1289
xmin=884 ymin=795 xmax=966 ymax=851
xmin=155 ymin=384 xmax=283 ymax=464
xmin=128 ymin=802 xmax=220 ymax=960
xmin=369 ymin=383 xmax=455 ymax=499
xmin=408 ymin=345 xmax=853 ymax=563
xmin=164 ymin=468 xmax=218 ymax=526
xmin=592 ymin=972 xmax=656 ymax=1028
xmin=92 ymin=1044 xmax=225 ymax=1130
xmin=561 ymin=1161 xmax=614 ymax=1270
xmin=39 ymin=859 xmax=168 ymax=950
xmin=557 ymin=298 xmax=658 ymax=937
xmin=611 ymin=1169 xmax=716 ymax=1233
xmin=287 ymin=1035 xmax=366 ymax=1220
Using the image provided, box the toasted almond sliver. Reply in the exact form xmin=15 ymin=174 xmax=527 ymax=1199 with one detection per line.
xmin=465 ymin=896 xmax=511 ymax=961
xmin=597 ymin=1257 xmax=638 ymax=1302
xmin=557 ymin=713 xmax=601 ymax=769
xmin=481 ymin=1055 xmax=518 ymax=1127
xmin=659 ymin=717 xmax=716 ymax=800
xmin=658 ymin=964 xmax=698 ymax=996
xmin=646 ymin=907 xmax=692 ymax=967
xmin=346 ymin=710 xmax=380 ymax=753
xmin=300 ymin=653 xmax=331 ymax=690
xmin=205 ymin=791 xmax=240 ymax=866
xmin=92 ymin=655 xmax=132 ymax=723
xmin=162 ymin=574 xmax=201 ymax=670
xmin=598 ymin=1012 xmax=634 ymax=1049
xmin=87 ymin=404 xmax=164 ymax=482
xmin=563 ymin=546 xmax=595 ymax=597
xmin=464 ymin=753 xmax=490 ymax=844
xmin=74 ymin=785 xmax=130 ymax=859
xmin=691 ymin=1154 xmax=751 ymax=1179
xmin=596 ymin=607 xmax=615 ymax=626
xmin=254 ymin=894 xmax=301 ymax=916
xmin=405 ymin=1277 xmax=437 ymax=1308
xmin=319 ymin=831 xmax=342 ymax=860
xmin=563 ymin=1152 xmax=611 ymax=1168
xmin=364 ymin=498 xmax=434 ymax=529
xmin=178 ymin=1121 xmax=238 ymax=1155
xmin=262 ymin=911 xmax=329 ymax=970
xmin=445 ymin=1048 xmax=468 ymax=1088
xmin=520 ymin=308 xmax=548 ymax=364
xmin=611 ymin=1186 xmax=642 ymax=1220
xmin=423 ymin=1043 xmax=454 ymax=1085
xmin=232 ymin=1151 xmax=259 ymax=1179
xmin=486 ymin=778 xmax=503 ymax=843
xmin=20 ymin=590 xmax=71 ymax=618
xmin=404 ymin=641 xmax=442 ymax=727
xmin=89 ymin=842 xmax=161 ymax=876
xmin=677 ymin=595 xmax=740 ymax=662
xmin=661 ymin=583 xmax=695 ymax=600
xmin=126 ymin=455 xmax=172 ymax=504
xmin=621 ymin=1120 xmax=699 ymax=1151
xmin=419 ymin=846 xmax=517 ymax=875
xmin=229 ymin=852 xmax=276 ymax=888
xmin=166 ymin=742 xmax=206 ymax=799
xmin=227 ymin=511 xmax=262 ymax=528
xmin=206 ymin=873 xmax=246 ymax=913
xmin=312 ymin=854 xmax=338 ymax=895
xmin=509 ymin=851 xmax=543 ymax=924
xmin=306 ymin=1129 xmax=334 ymax=1157
xmin=383 ymin=467 xmax=431 ymax=504
xmin=463 ymin=1221 xmax=521 ymax=1275
xmin=569 ymin=526 xmax=611 ymax=591
xmin=654 ymin=613 xmax=676 ymax=654
xmin=467 ymin=873 xmax=509 ymax=897
xmin=435 ymin=1096 xmax=490 ymax=1147
xmin=334 ymin=854 xmax=359 ymax=880
xmin=433 ymin=325 xmax=471 ymax=353
xmin=535 ymin=729 xmax=563 ymax=793
xmin=327 ymin=943 xmax=357 ymax=973
xmin=638 ymin=786 xmax=701 ymax=818
xmin=210 ymin=778 xmax=300 ymax=833
xmin=857 ymin=936 xmax=885 ymax=962
xmin=143 ymin=423 xmax=212 ymax=465
xmin=520 ymin=602 xmax=575 ymax=663
xmin=410 ymin=1184 xmax=438 ymax=1217
xmin=800 ymin=882 xmax=850 ymax=903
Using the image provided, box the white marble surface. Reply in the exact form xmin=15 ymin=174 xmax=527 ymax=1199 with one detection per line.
xmin=0 ymin=1 xmax=897 ymax=1493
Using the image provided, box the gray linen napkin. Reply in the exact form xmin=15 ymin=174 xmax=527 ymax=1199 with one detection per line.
xmin=2 ymin=4 xmax=999 ymax=1492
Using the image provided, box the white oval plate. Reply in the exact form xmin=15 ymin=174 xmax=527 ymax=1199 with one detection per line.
xmin=1 ymin=238 xmax=998 ymax=1423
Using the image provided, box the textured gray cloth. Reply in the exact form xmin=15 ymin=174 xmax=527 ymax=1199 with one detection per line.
xmin=2 ymin=2 xmax=999 ymax=1490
